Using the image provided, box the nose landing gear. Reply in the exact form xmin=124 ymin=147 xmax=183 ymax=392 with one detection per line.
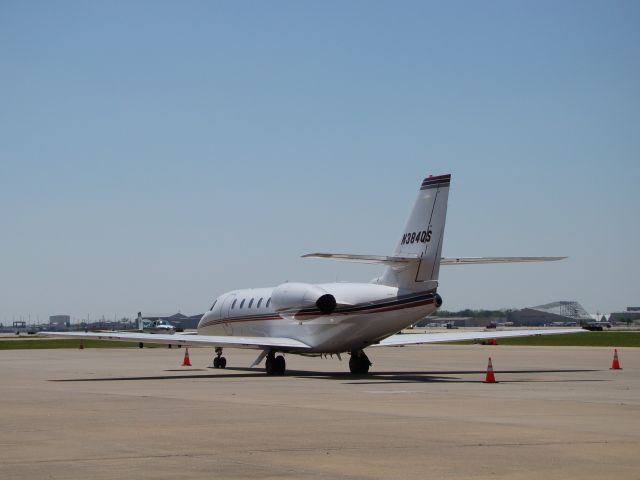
xmin=212 ymin=347 xmax=227 ymax=368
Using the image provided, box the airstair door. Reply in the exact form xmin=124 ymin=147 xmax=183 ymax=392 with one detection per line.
xmin=220 ymin=294 xmax=236 ymax=335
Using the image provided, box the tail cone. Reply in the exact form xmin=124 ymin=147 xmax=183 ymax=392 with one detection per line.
xmin=484 ymin=357 xmax=497 ymax=383
xmin=182 ymin=347 xmax=192 ymax=367
xmin=610 ymin=349 xmax=622 ymax=370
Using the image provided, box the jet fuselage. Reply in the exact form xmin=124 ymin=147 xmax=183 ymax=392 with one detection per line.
xmin=198 ymin=283 xmax=440 ymax=353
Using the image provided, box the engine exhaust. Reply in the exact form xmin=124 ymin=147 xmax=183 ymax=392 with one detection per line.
xmin=435 ymin=293 xmax=443 ymax=308
xmin=316 ymin=294 xmax=337 ymax=314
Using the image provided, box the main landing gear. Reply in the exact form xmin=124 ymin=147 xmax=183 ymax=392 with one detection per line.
xmin=265 ymin=351 xmax=286 ymax=375
xmin=212 ymin=347 xmax=227 ymax=369
xmin=349 ymin=350 xmax=371 ymax=374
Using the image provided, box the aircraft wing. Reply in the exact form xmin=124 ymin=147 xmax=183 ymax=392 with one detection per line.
xmin=43 ymin=331 xmax=311 ymax=350
xmin=375 ymin=328 xmax=585 ymax=347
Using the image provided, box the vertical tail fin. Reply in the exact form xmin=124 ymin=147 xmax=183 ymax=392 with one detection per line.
xmin=381 ymin=174 xmax=451 ymax=290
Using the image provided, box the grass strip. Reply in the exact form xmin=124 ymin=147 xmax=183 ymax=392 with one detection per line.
xmin=447 ymin=331 xmax=640 ymax=347
xmin=0 ymin=339 xmax=160 ymax=349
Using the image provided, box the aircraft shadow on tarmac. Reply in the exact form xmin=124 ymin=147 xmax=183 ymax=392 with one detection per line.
xmin=50 ymin=367 xmax=604 ymax=384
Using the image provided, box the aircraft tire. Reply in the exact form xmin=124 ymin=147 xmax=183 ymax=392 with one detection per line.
xmin=274 ymin=355 xmax=286 ymax=375
xmin=358 ymin=358 xmax=370 ymax=374
xmin=213 ymin=357 xmax=220 ymax=368
xmin=349 ymin=356 xmax=360 ymax=374
xmin=349 ymin=352 xmax=371 ymax=374
xmin=266 ymin=356 xmax=275 ymax=375
xmin=219 ymin=357 xmax=227 ymax=369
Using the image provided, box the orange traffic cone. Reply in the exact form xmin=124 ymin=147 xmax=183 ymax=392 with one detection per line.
xmin=610 ymin=349 xmax=622 ymax=370
xmin=484 ymin=357 xmax=497 ymax=383
xmin=182 ymin=347 xmax=192 ymax=367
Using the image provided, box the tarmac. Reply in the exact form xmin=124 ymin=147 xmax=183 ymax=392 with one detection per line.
xmin=1 ymin=344 xmax=638 ymax=479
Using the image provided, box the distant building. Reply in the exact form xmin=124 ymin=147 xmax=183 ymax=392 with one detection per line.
xmin=609 ymin=307 xmax=640 ymax=324
xmin=507 ymin=301 xmax=591 ymax=326
xmin=49 ymin=315 xmax=71 ymax=328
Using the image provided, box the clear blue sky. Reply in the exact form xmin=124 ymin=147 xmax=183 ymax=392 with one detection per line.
xmin=1 ymin=1 xmax=638 ymax=323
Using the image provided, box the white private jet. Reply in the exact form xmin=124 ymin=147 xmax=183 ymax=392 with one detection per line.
xmin=47 ymin=174 xmax=581 ymax=374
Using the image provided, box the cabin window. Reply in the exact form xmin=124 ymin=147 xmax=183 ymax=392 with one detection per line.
xmin=266 ymin=297 xmax=271 ymax=308
xmin=248 ymin=298 xmax=254 ymax=308
xmin=210 ymin=300 xmax=217 ymax=311
xmin=231 ymin=299 xmax=237 ymax=309
xmin=257 ymin=298 xmax=263 ymax=308
xmin=240 ymin=299 xmax=245 ymax=309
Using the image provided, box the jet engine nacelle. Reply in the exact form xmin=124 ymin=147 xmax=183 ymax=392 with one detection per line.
xmin=271 ymin=282 xmax=337 ymax=319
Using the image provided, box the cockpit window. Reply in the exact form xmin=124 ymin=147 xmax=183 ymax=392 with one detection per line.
xmin=257 ymin=298 xmax=263 ymax=308
xmin=210 ymin=300 xmax=217 ymax=311
xmin=240 ymin=299 xmax=245 ymax=309
xmin=248 ymin=298 xmax=254 ymax=308
xmin=266 ymin=297 xmax=271 ymax=308
xmin=231 ymin=299 xmax=237 ymax=309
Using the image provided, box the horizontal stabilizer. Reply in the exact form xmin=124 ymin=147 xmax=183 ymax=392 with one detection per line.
xmin=303 ymin=253 xmax=566 ymax=266
xmin=375 ymin=328 xmax=584 ymax=347
xmin=302 ymin=253 xmax=418 ymax=265
xmin=440 ymin=256 xmax=567 ymax=265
